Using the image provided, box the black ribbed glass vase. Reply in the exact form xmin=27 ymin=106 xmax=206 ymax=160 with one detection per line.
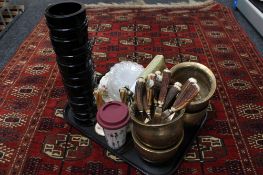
xmin=45 ymin=1 xmax=96 ymax=125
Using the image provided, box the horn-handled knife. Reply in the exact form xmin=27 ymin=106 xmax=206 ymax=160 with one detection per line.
xmin=163 ymin=82 xmax=182 ymax=110
xmin=119 ymin=87 xmax=128 ymax=105
xmin=162 ymin=78 xmax=200 ymax=120
xmin=135 ymin=78 xmax=146 ymax=121
xmin=153 ymin=69 xmax=171 ymax=121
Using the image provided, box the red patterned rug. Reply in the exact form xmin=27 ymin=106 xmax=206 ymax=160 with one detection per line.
xmin=0 ymin=1 xmax=263 ymax=175
xmin=0 ymin=0 xmax=24 ymax=33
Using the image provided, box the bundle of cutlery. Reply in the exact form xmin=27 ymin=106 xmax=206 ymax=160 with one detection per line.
xmin=134 ymin=72 xmax=200 ymax=124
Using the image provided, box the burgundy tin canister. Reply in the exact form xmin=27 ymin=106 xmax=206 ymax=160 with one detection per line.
xmin=96 ymin=101 xmax=130 ymax=149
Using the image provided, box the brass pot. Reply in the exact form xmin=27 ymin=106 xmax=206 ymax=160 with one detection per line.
xmin=131 ymin=109 xmax=185 ymax=150
xmin=132 ymin=129 xmax=184 ymax=163
xmin=170 ymin=62 xmax=216 ymax=113
xmin=183 ymin=106 xmax=207 ymax=127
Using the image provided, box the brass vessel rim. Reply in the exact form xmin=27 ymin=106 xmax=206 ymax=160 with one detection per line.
xmin=131 ymin=108 xmax=185 ymax=127
xmin=170 ymin=62 xmax=217 ymax=105
xmin=132 ymin=130 xmax=184 ymax=153
xmin=134 ymin=130 xmax=184 ymax=150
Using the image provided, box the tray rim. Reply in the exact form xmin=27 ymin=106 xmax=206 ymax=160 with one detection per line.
xmin=63 ymin=103 xmax=207 ymax=175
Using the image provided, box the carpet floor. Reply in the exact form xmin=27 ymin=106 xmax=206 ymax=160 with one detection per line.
xmin=0 ymin=0 xmax=262 ymax=70
xmin=0 ymin=1 xmax=263 ymax=175
xmin=0 ymin=1 xmax=24 ymax=33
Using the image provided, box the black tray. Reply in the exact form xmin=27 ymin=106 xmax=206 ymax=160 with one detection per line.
xmin=63 ymin=104 xmax=207 ymax=175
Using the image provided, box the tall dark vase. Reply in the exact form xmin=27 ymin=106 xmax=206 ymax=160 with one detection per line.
xmin=45 ymin=1 xmax=96 ymax=125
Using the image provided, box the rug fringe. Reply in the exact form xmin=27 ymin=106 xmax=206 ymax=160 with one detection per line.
xmin=85 ymin=0 xmax=215 ymax=9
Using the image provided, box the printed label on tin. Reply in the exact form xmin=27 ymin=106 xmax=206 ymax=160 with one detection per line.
xmin=104 ymin=126 xmax=127 ymax=149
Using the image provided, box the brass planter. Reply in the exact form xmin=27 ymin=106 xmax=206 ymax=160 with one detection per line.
xmin=170 ymin=62 xmax=216 ymax=113
xmin=132 ymin=130 xmax=184 ymax=163
xmin=131 ymin=108 xmax=185 ymax=150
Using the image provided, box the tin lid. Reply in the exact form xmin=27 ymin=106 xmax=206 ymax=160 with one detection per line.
xmin=96 ymin=101 xmax=129 ymax=130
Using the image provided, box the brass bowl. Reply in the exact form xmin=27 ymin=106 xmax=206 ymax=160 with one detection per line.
xmin=170 ymin=62 xmax=216 ymax=112
xmin=183 ymin=106 xmax=207 ymax=127
xmin=132 ymin=130 xmax=184 ymax=163
xmin=131 ymin=108 xmax=185 ymax=150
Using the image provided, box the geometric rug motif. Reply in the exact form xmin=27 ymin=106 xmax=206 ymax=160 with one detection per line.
xmin=0 ymin=1 xmax=262 ymax=175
